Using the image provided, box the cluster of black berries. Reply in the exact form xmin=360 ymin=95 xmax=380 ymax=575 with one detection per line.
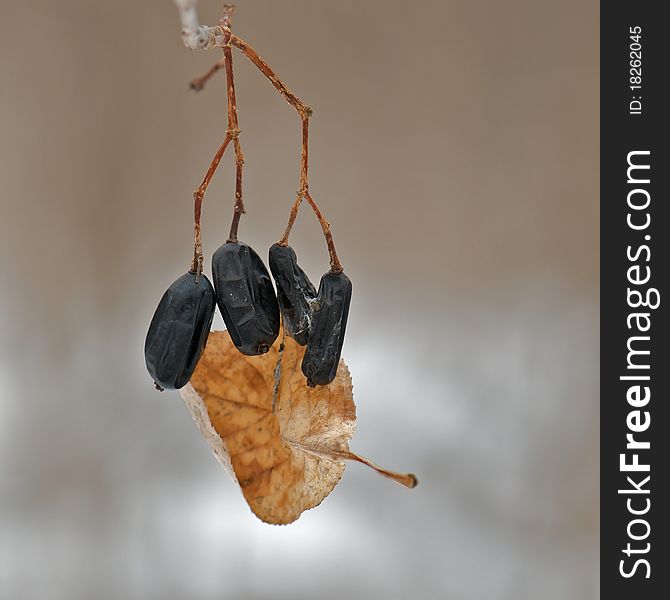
xmin=144 ymin=241 xmax=351 ymax=391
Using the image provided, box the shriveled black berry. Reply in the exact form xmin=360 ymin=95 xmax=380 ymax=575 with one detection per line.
xmin=268 ymin=243 xmax=316 ymax=346
xmin=212 ymin=241 xmax=280 ymax=355
xmin=301 ymin=271 xmax=352 ymax=387
xmin=144 ymin=271 xmax=216 ymax=390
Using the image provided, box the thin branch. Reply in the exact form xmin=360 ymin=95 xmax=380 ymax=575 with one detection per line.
xmin=278 ymin=120 xmax=342 ymax=272
xmin=176 ymin=1 xmax=343 ymax=270
xmin=228 ymin=34 xmax=312 ymax=119
xmin=306 ymin=192 xmax=342 ymax=272
xmin=191 ymin=134 xmax=232 ymax=274
xmin=228 ymin=34 xmax=342 ymax=268
xmin=189 ymin=6 xmax=243 ymax=272
xmin=222 ymin=23 xmax=246 ymax=242
xmin=190 ymin=57 xmax=225 ymax=91
xmin=279 ymin=117 xmax=309 ymax=244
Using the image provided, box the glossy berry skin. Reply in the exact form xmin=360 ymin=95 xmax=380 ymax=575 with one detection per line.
xmin=301 ymin=271 xmax=352 ymax=387
xmin=144 ymin=271 xmax=216 ymax=390
xmin=268 ymin=243 xmax=316 ymax=346
xmin=212 ymin=241 xmax=280 ymax=355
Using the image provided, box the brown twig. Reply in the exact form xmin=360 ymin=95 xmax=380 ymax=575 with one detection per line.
xmin=191 ymin=134 xmax=232 ymax=274
xmin=275 ymin=117 xmax=342 ymax=271
xmin=188 ymin=4 xmax=343 ymax=271
xmin=189 ymin=57 xmax=225 ymax=92
xmin=228 ymin=33 xmax=312 ymax=118
xmin=306 ymin=192 xmax=342 ymax=272
xmin=278 ymin=117 xmax=308 ymax=244
xmin=226 ymin=31 xmax=342 ymax=271
xmin=220 ymin=17 xmax=246 ymax=242
xmin=189 ymin=5 xmax=243 ymax=273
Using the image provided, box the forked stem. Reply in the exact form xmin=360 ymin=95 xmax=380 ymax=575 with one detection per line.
xmin=305 ymin=191 xmax=342 ymax=272
xmin=227 ymin=34 xmax=341 ymax=267
xmin=188 ymin=4 xmax=343 ymax=271
xmin=189 ymin=6 xmax=244 ymax=274
xmin=191 ymin=133 xmax=232 ymax=273
xmin=278 ymin=117 xmax=308 ymax=244
xmin=221 ymin=21 xmax=246 ymax=243
xmin=228 ymin=32 xmax=312 ymax=117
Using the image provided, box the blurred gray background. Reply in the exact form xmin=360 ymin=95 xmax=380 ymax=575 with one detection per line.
xmin=0 ymin=1 xmax=598 ymax=598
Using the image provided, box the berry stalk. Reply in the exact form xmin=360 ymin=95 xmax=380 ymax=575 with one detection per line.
xmin=221 ymin=18 xmax=246 ymax=243
xmin=186 ymin=5 xmax=343 ymax=272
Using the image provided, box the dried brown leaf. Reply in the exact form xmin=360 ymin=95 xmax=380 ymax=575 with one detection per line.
xmin=180 ymin=330 xmax=416 ymax=524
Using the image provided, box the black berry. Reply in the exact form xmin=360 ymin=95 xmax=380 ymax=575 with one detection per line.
xmin=268 ymin=243 xmax=316 ymax=346
xmin=301 ymin=271 xmax=352 ymax=387
xmin=212 ymin=241 xmax=280 ymax=355
xmin=144 ymin=271 xmax=216 ymax=390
